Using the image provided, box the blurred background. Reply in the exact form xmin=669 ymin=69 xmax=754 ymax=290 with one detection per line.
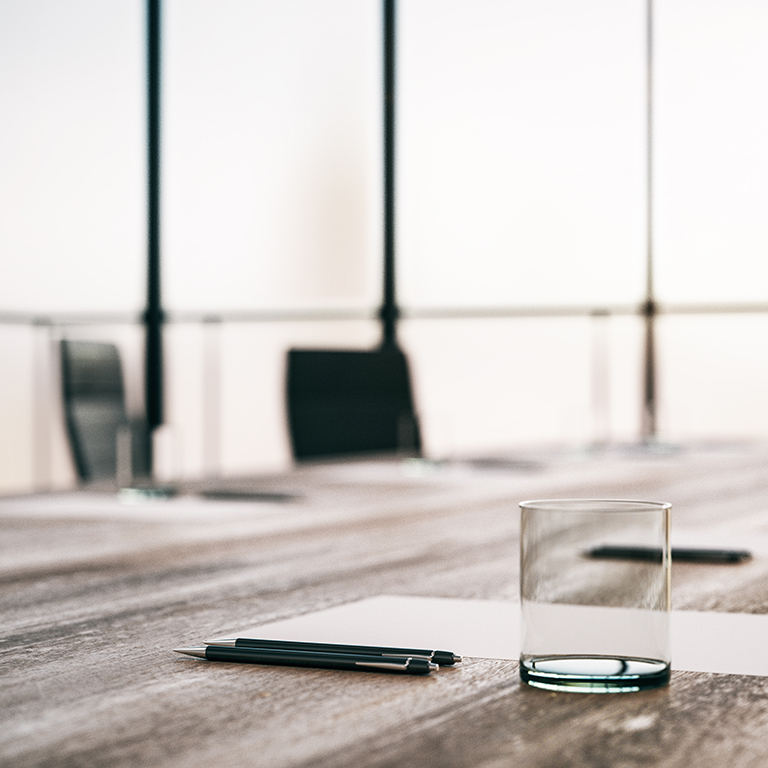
xmin=1 ymin=0 xmax=767 ymax=495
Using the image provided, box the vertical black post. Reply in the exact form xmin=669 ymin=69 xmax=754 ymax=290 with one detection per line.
xmin=642 ymin=0 xmax=657 ymax=441
xmin=145 ymin=0 xmax=163 ymax=467
xmin=381 ymin=0 xmax=399 ymax=349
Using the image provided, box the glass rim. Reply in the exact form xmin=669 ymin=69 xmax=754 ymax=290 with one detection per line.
xmin=519 ymin=498 xmax=671 ymax=513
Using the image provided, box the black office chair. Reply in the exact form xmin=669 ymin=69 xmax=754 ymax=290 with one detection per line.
xmin=60 ymin=340 xmax=147 ymax=482
xmin=286 ymin=348 xmax=421 ymax=460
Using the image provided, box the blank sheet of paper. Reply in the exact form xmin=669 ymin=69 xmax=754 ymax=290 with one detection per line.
xmin=209 ymin=595 xmax=768 ymax=677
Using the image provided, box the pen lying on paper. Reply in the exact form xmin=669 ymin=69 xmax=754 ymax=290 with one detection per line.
xmin=203 ymin=638 xmax=462 ymax=666
xmin=588 ymin=545 xmax=752 ymax=563
xmin=174 ymin=646 xmax=438 ymax=675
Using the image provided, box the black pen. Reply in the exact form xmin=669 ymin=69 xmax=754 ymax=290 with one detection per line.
xmin=588 ymin=545 xmax=752 ymax=564
xmin=203 ymin=637 xmax=462 ymax=666
xmin=174 ymin=646 xmax=438 ymax=675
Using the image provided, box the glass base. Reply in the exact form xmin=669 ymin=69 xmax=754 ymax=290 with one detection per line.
xmin=520 ymin=655 xmax=670 ymax=693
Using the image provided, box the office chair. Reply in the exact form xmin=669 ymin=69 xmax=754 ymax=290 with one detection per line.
xmin=60 ymin=340 xmax=147 ymax=482
xmin=286 ymin=348 xmax=421 ymax=460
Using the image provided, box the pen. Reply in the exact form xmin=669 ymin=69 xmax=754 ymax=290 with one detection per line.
xmin=588 ymin=545 xmax=752 ymax=564
xmin=174 ymin=646 xmax=438 ymax=675
xmin=203 ymin=637 xmax=462 ymax=666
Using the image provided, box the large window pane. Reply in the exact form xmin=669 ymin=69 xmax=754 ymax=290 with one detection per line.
xmin=655 ymin=0 xmax=768 ymax=304
xmin=164 ymin=0 xmax=382 ymax=313
xmin=398 ymin=0 xmax=646 ymax=310
xmin=0 ymin=0 xmax=145 ymax=314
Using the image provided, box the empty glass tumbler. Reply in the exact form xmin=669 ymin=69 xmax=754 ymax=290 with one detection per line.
xmin=519 ymin=499 xmax=671 ymax=692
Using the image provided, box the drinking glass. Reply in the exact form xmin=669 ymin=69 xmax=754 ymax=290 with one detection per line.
xmin=519 ymin=499 xmax=671 ymax=692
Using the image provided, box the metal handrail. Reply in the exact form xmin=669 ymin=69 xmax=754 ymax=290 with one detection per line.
xmin=4 ymin=301 xmax=768 ymax=327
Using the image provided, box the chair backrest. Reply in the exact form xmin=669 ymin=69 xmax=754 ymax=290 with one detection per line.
xmin=60 ymin=340 xmax=128 ymax=482
xmin=286 ymin=348 xmax=421 ymax=460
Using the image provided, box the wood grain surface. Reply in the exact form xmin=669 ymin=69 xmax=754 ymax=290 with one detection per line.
xmin=3 ymin=444 xmax=768 ymax=767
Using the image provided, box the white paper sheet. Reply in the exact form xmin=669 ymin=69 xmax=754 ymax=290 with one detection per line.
xmin=208 ymin=595 xmax=768 ymax=677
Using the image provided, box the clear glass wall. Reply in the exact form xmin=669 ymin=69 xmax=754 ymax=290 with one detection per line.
xmin=1 ymin=0 xmax=767 ymax=493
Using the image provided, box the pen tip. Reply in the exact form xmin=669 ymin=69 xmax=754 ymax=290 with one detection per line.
xmin=203 ymin=638 xmax=237 ymax=647
xmin=453 ymin=655 xmax=463 ymax=663
xmin=174 ymin=647 xmax=206 ymax=658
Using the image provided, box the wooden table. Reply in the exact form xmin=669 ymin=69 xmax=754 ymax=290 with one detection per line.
xmin=4 ymin=444 xmax=768 ymax=767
